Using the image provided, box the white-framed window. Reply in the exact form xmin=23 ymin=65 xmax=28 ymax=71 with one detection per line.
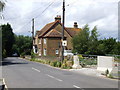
xmin=39 ymin=39 xmax=41 ymax=44
xmin=44 ymin=38 xmax=47 ymax=44
xmin=56 ymin=49 xmax=59 ymax=55
xmin=44 ymin=48 xmax=47 ymax=56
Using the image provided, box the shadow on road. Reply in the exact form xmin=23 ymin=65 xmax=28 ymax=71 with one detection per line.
xmin=2 ymin=57 xmax=28 ymax=66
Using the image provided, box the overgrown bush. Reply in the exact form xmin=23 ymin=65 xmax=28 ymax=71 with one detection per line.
xmin=20 ymin=52 xmax=25 ymax=58
xmin=30 ymin=58 xmax=36 ymax=61
xmin=45 ymin=60 xmax=51 ymax=64
xmin=2 ymin=49 xmax=7 ymax=58
xmin=56 ymin=61 xmax=61 ymax=67
xmin=105 ymin=69 xmax=109 ymax=76
xmin=50 ymin=61 xmax=57 ymax=67
xmin=31 ymin=51 xmax=36 ymax=59
xmin=108 ymin=74 xmax=113 ymax=78
xmin=61 ymin=59 xmax=73 ymax=69
xmin=61 ymin=63 xmax=67 ymax=69
xmin=66 ymin=61 xmax=73 ymax=67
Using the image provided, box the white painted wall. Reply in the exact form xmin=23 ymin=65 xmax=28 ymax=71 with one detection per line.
xmin=97 ymin=56 xmax=114 ymax=73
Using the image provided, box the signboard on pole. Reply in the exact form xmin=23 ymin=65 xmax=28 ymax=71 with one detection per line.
xmin=62 ymin=40 xmax=67 ymax=46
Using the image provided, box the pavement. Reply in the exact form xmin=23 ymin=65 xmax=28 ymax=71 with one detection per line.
xmin=69 ymin=68 xmax=104 ymax=77
xmin=2 ymin=57 xmax=119 ymax=88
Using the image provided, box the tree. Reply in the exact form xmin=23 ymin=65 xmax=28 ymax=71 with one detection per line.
xmin=110 ymin=41 xmax=120 ymax=55
xmin=86 ymin=26 xmax=99 ymax=55
xmin=72 ymin=24 xmax=90 ymax=54
xmin=2 ymin=23 xmax=15 ymax=57
xmin=99 ymin=38 xmax=117 ymax=55
xmin=72 ymin=24 xmax=100 ymax=55
xmin=72 ymin=24 xmax=119 ymax=55
xmin=12 ymin=35 xmax=32 ymax=56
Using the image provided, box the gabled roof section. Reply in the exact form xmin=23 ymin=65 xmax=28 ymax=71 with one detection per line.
xmin=65 ymin=27 xmax=81 ymax=37
xmin=38 ymin=20 xmax=60 ymax=37
xmin=37 ymin=19 xmax=81 ymax=38
xmin=44 ymin=29 xmax=66 ymax=38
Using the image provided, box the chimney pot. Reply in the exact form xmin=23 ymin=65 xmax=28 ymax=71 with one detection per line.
xmin=74 ymin=22 xmax=78 ymax=28
xmin=55 ymin=15 xmax=61 ymax=23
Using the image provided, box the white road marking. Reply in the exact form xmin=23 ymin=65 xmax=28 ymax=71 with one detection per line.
xmin=73 ymin=85 xmax=81 ymax=88
xmin=46 ymin=74 xmax=63 ymax=82
xmin=3 ymin=78 xmax=8 ymax=90
xmin=32 ymin=67 xmax=41 ymax=72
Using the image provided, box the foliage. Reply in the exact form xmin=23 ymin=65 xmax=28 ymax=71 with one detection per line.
xmin=2 ymin=49 xmax=7 ymax=58
xmin=61 ymin=63 xmax=67 ymax=69
xmin=50 ymin=61 xmax=57 ymax=67
xmin=98 ymin=38 xmax=117 ymax=55
xmin=31 ymin=50 xmax=36 ymax=59
xmin=1 ymin=23 xmax=15 ymax=57
xmin=72 ymin=24 xmax=90 ymax=54
xmin=86 ymin=26 xmax=99 ymax=55
xmin=20 ymin=52 xmax=26 ymax=58
xmin=13 ymin=35 xmax=32 ymax=56
xmin=56 ymin=61 xmax=62 ymax=67
xmin=61 ymin=59 xmax=72 ymax=69
xmin=72 ymin=24 xmax=119 ymax=55
xmin=78 ymin=55 xmax=97 ymax=67
xmin=105 ymin=69 xmax=109 ymax=76
xmin=108 ymin=74 xmax=113 ymax=79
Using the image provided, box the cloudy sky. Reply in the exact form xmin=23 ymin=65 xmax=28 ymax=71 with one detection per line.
xmin=0 ymin=0 xmax=119 ymax=39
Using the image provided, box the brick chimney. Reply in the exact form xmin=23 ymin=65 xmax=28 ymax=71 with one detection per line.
xmin=55 ymin=15 xmax=61 ymax=23
xmin=74 ymin=22 xmax=78 ymax=28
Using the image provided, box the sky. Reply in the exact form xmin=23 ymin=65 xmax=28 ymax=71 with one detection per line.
xmin=0 ymin=0 xmax=119 ymax=40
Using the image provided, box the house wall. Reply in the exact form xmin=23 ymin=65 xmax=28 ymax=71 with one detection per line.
xmin=37 ymin=38 xmax=43 ymax=56
xmin=55 ymin=24 xmax=73 ymax=50
xmin=34 ymin=23 xmax=74 ymax=57
xmin=47 ymin=38 xmax=61 ymax=56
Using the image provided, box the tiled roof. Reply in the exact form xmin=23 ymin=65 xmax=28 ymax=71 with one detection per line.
xmin=37 ymin=20 xmax=81 ymax=38
xmin=38 ymin=21 xmax=59 ymax=37
xmin=44 ymin=29 xmax=66 ymax=38
xmin=65 ymin=27 xmax=81 ymax=37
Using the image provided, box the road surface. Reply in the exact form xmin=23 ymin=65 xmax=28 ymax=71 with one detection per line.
xmin=2 ymin=57 xmax=119 ymax=89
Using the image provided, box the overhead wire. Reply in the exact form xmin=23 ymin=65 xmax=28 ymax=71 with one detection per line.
xmin=18 ymin=0 xmax=56 ymax=33
xmin=8 ymin=0 xmax=78 ymax=35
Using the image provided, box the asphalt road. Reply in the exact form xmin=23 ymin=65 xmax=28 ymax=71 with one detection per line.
xmin=2 ymin=57 xmax=119 ymax=89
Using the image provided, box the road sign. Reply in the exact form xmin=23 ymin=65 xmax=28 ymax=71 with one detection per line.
xmin=62 ymin=40 xmax=67 ymax=46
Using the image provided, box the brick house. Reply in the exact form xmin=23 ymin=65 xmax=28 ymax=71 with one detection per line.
xmin=33 ymin=15 xmax=81 ymax=57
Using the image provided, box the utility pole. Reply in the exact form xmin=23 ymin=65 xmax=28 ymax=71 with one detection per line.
xmin=32 ymin=18 xmax=34 ymax=50
xmin=61 ymin=0 xmax=65 ymax=62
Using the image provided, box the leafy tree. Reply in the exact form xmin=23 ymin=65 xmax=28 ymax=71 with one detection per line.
xmin=86 ymin=26 xmax=99 ymax=55
xmin=72 ymin=24 xmax=119 ymax=55
xmin=2 ymin=23 xmax=15 ymax=57
xmin=110 ymin=41 xmax=120 ymax=55
xmin=72 ymin=24 xmax=90 ymax=54
xmin=99 ymin=38 xmax=117 ymax=55
xmin=12 ymin=35 xmax=32 ymax=56
xmin=72 ymin=24 xmax=99 ymax=55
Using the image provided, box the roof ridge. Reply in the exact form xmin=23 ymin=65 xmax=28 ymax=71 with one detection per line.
xmin=38 ymin=20 xmax=60 ymax=37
